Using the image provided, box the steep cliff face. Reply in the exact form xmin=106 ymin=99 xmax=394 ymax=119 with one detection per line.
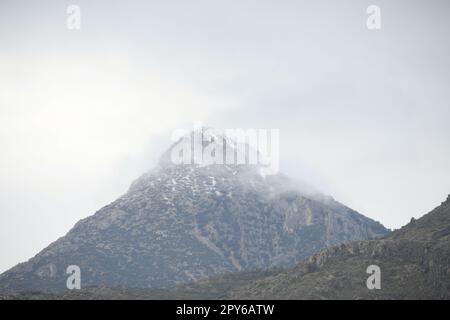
xmin=0 ymin=128 xmax=388 ymax=293
xmin=228 ymin=195 xmax=450 ymax=299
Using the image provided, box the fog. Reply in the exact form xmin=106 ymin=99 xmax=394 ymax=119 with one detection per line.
xmin=1 ymin=0 xmax=449 ymax=272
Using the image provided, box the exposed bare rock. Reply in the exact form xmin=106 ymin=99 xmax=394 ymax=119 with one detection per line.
xmin=227 ymin=195 xmax=450 ymax=299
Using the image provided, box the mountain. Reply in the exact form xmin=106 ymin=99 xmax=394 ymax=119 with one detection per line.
xmin=20 ymin=195 xmax=445 ymax=301
xmin=0 ymin=127 xmax=387 ymax=293
xmin=225 ymin=194 xmax=450 ymax=299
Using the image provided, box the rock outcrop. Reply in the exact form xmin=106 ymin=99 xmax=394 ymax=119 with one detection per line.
xmin=227 ymin=195 xmax=450 ymax=299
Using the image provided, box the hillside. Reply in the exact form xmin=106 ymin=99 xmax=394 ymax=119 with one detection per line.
xmin=2 ymin=196 xmax=448 ymax=300
xmin=228 ymin=195 xmax=450 ymax=299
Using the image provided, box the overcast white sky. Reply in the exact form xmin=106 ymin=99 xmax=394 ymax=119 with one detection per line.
xmin=1 ymin=0 xmax=449 ymax=273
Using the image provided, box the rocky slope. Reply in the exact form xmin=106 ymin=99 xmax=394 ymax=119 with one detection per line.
xmin=0 ymin=128 xmax=387 ymax=293
xmin=226 ymin=195 xmax=450 ymax=299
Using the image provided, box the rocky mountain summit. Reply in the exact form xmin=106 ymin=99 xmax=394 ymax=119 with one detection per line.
xmin=0 ymin=128 xmax=388 ymax=293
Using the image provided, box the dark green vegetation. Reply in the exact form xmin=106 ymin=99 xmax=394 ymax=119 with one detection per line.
xmin=0 ymin=270 xmax=280 ymax=300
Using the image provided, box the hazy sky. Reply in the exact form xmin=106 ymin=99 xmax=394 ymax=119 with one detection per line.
xmin=1 ymin=0 xmax=449 ymax=273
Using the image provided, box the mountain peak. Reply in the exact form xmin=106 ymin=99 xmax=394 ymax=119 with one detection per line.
xmin=158 ymin=126 xmax=278 ymax=176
